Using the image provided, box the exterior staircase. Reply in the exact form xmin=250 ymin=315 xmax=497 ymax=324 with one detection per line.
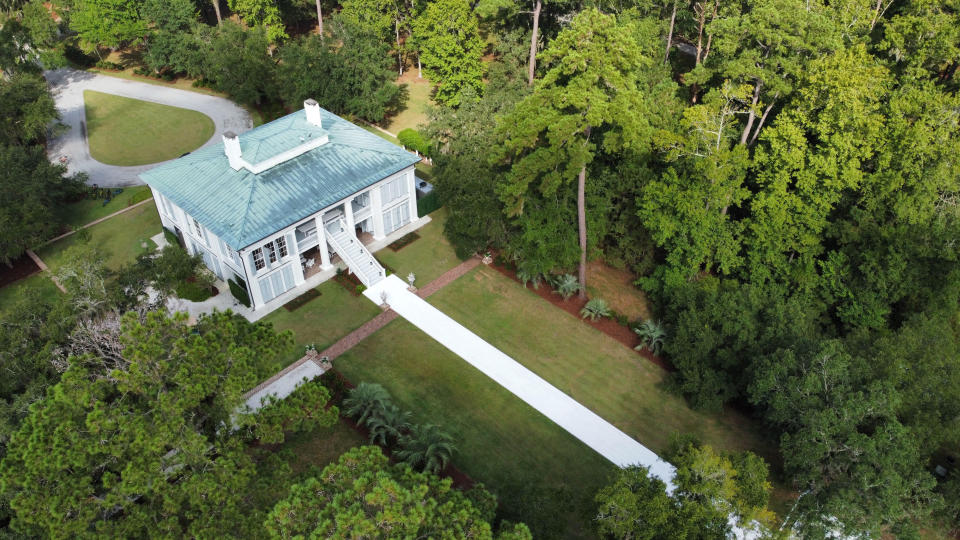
xmin=325 ymin=219 xmax=385 ymax=287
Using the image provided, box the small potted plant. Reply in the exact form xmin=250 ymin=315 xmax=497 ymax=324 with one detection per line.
xmin=379 ymin=290 xmax=389 ymax=310
xmin=407 ymin=272 xmax=417 ymax=291
xmin=481 ymin=251 xmax=493 ymax=265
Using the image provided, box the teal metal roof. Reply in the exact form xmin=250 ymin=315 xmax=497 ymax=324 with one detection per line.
xmin=140 ymin=107 xmax=420 ymax=249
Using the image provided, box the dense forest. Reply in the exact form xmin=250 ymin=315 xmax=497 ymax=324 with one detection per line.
xmin=1 ymin=0 xmax=959 ymax=537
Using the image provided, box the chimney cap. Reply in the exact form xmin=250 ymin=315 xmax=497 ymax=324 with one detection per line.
xmin=304 ymin=98 xmax=318 ymax=107
xmin=224 ymin=131 xmax=238 ymax=139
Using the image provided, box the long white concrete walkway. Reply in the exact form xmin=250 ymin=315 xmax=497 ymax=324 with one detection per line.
xmin=44 ymin=68 xmax=252 ymax=187
xmin=363 ymin=275 xmax=677 ymax=488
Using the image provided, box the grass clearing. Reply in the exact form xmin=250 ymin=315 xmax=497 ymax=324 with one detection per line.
xmin=260 ymin=279 xmax=381 ymax=372
xmin=585 ymin=260 xmax=653 ymax=321
xmin=383 ymin=72 xmax=433 ymax=133
xmin=375 ymin=208 xmax=461 ymax=286
xmin=62 ymin=186 xmax=153 ymax=229
xmin=334 ymin=317 xmax=615 ymax=538
xmin=428 ymin=266 xmax=777 ymax=461
xmin=84 ymin=90 xmax=215 ymax=166
xmin=36 ymin=201 xmax=161 ymax=273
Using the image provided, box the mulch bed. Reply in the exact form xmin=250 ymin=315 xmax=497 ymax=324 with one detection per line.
xmin=283 ymin=288 xmax=320 ymax=311
xmin=0 ymin=254 xmax=42 ymax=289
xmin=490 ymin=261 xmax=675 ymax=372
xmin=388 ymin=231 xmax=421 ymax=252
xmin=333 ymin=270 xmax=365 ymax=296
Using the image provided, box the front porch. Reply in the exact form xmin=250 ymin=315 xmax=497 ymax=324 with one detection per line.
xmin=247 ymin=214 xmax=432 ymax=322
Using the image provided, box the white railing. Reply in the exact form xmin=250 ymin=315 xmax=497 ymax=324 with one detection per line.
xmin=325 ymin=219 xmax=385 ymax=287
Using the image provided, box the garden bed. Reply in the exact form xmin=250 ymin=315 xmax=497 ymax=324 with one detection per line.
xmin=490 ymin=261 xmax=674 ymax=372
xmin=283 ymin=288 xmax=320 ymax=311
xmin=387 ymin=231 xmax=420 ymax=251
xmin=333 ymin=269 xmax=366 ymax=296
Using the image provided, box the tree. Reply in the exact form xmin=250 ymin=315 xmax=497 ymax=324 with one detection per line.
xmin=411 ymin=0 xmax=485 ymax=106
xmin=639 ymin=82 xmax=750 ymax=290
xmin=69 ymin=0 xmax=147 ymax=55
xmin=141 ymin=0 xmax=200 ymax=74
xmin=0 ymin=72 xmax=58 ymax=146
xmin=396 ymin=423 xmax=456 ymax=474
xmin=277 ymin=19 xmax=401 ymax=122
xmin=633 ymin=319 xmax=666 ymax=354
xmin=0 ymin=145 xmax=85 ymax=264
xmin=190 ymin=22 xmax=277 ymax=106
xmin=496 ymin=8 xmax=652 ymax=298
xmin=749 ymin=340 xmax=940 ymax=536
xmin=594 ymin=466 xmax=674 ymax=539
xmin=0 ymin=311 xmax=327 ymax=537
xmin=265 ymin=446 xmax=531 ymax=539
xmin=228 ymin=0 xmax=287 ymax=42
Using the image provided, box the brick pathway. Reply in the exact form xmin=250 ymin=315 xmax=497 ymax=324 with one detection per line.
xmin=317 ymin=256 xmax=482 ymax=361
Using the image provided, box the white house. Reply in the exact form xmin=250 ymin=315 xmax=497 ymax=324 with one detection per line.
xmin=140 ymin=99 xmax=424 ymax=315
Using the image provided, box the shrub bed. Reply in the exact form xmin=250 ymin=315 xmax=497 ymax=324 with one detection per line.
xmin=228 ymin=278 xmax=251 ymax=307
xmin=283 ymin=288 xmax=320 ymax=311
xmin=175 ymin=278 xmax=214 ymax=302
xmin=388 ymin=232 xmax=421 ymax=252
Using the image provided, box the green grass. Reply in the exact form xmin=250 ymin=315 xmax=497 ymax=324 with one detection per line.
xmin=375 ymin=208 xmax=461 ymax=286
xmin=0 ymin=273 xmax=61 ymax=317
xmin=334 ymin=317 xmax=615 ymax=538
xmin=279 ymin=420 xmax=366 ymax=475
xmin=36 ymin=201 xmax=161 ymax=273
xmin=84 ymin=90 xmax=215 ymax=166
xmin=260 ymin=279 xmax=381 ymax=372
xmin=383 ymin=76 xmax=433 ymax=133
xmin=61 ymin=186 xmax=153 ymax=229
xmin=360 ymin=123 xmax=400 ymax=144
xmin=428 ymin=266 xmax=778 ymax=461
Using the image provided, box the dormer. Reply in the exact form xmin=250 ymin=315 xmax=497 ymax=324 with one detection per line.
xmin=223 ymin=99 xmax=329 ymax=173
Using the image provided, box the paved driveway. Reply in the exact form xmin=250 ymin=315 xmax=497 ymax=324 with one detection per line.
xmin=44 ymin=68 xmax=252 ymax=187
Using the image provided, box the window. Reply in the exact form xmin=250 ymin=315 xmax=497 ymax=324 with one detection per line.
xmin=382 ymin=202 xmax=411 ymax=234
xmin=252 ymin=248 xmax=265 ymax=270
xmin=380 ymin=176 xmax=407 ymax=204
xmin=275 ymin=236 xmax=288 ymax=258
xmin=192 ymin=218 xmax=207 ymax=244
xmin=265 ymin=241 xmax=277 ymax=263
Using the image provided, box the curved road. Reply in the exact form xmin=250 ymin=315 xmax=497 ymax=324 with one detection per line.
xmin=45 ymin=68 xmax=252 ymax=187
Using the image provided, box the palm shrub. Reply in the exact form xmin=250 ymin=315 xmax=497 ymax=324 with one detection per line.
xmin=366 ymin=403 xmax=411 ymax=446
xmin=396 ymin=424 xmax=456 ymax=474
xmin=634 ymin=319 xmax=666 ymax=354
xmin=553 ymin=273 xmax=581 ymax=300
xmin=343 ymin=382 xmax=392 ymax=424
xmin=580 ymin=297 xmax=611 ymax=321
xmin=517 ymin=269 xmax=543 ymax=289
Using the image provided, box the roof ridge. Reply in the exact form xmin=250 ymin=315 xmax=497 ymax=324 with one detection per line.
xmin=236 ymin=177 xmax=259 ymax=248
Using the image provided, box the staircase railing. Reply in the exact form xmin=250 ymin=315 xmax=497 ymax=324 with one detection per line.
xmin=325 ymin=219 xmax=385 ymax=287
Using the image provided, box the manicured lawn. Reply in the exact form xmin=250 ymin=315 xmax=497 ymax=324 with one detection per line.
xmin=260 ymin=280 xmax=381 ymax=372
xmin=383 ymin=72 xmax=433 ymax=133
xmin=375 ymin=208 xmax=461 ymax=286
xmin=84 ymin=90 xmax=215 ymax=166
xmin=0 ymin=274 xmax=60 ymax=316
xmin=36 ymin=201 xmax=161 ymax=273
xmin=61 ymin=186 xmax=153 ymax=229
xmin=428 ymin=266 xmax=778 ymax=462
xmin=334 ymin=317 xmax=616 ymax=538
xmin=585 ymin=260 xmax=653 ymax=321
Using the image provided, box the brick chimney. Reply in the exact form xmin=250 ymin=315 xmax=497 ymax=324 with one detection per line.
xmin=304 ymin=99 xmax=322 ymax=127
xmin=223 ymin=131 xmax=243 ymax=170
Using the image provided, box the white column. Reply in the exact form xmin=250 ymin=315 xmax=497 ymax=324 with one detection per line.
xmin=315 ymin=215 xmax=332 ymax=269
xmin=406 ymin=169 xmax=420 ymax=222
xmin=371 ymin=187 xmax=386 ymax=240
xmin=344 ymin=198 xmax=355 ymax=234
xmin=288 ymin=231 xmax=305 ymax=285
xmin=240 ymin=248 xmax=264 ymax=309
